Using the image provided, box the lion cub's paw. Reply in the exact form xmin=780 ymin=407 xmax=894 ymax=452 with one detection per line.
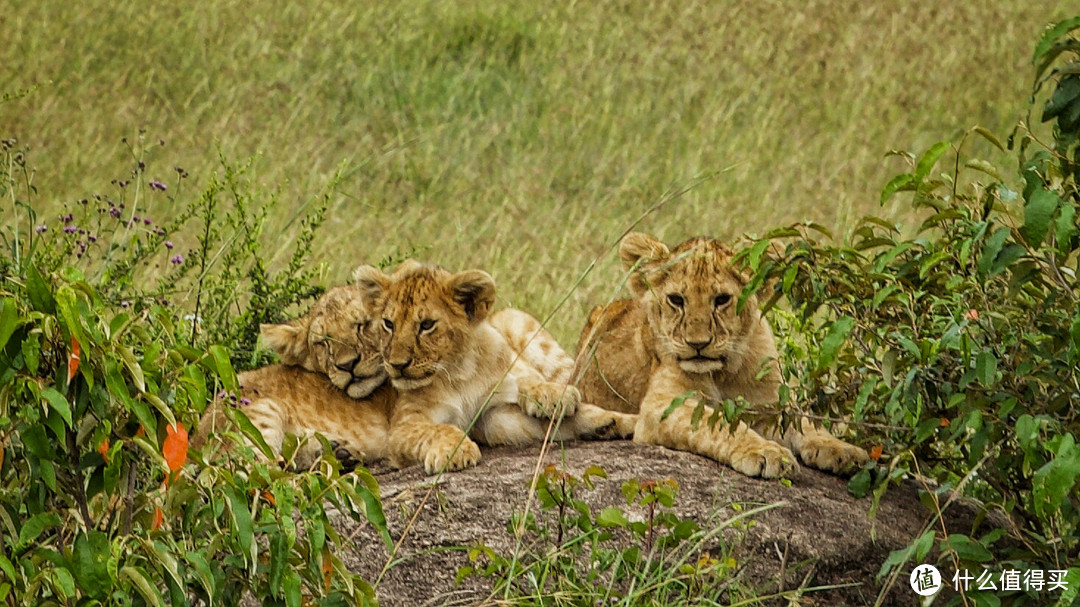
xmin=423 ymin=435 xmax=482 ymax=475
xmin=799 ymin=436 xmax=869 ymax=476
xmin=329 ymin=441 xmax=365 ymax=471
xmin=729 ymin=441 xmax=799 ymax=479
xmin=523 ymin=382 xmax=580 ymax=419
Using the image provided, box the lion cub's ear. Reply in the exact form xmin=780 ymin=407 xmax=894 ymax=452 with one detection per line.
xmin=620 ymin=232 xmax=670 ymax=297
xmin=261 ymin=322 xmax=309 ymax=366
xmin=352 ymin=265 xmax=389 ymax=310
xmin=447 ymin=270 xmax=495 ymax=323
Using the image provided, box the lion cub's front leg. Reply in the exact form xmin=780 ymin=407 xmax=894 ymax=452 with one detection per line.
xmin=390 ymin=405 xmax=482 ymax=474
xmin=634 ymin=366 xmax=798 ymax=479
xmin=514 ymin=370 xmax=581 ymax=419
xmin=762 ymin=421 xmax=869 ymax=475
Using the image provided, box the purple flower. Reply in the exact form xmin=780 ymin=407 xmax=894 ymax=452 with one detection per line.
xmin=88 ymin=235 xmax=97 ymax=243
xmin=149 ymin=180 xmax=167 ymax=191
xmin=165 ymin=241 xmax=174 ymax=249
xmin=34 ymin=225 xmax=47 ymax=233
xmin=143 ymin=218 xmax=152 ymax=225
xmin=239 ymin=398 xmax=251 ymax=406
xmin=61 ymin=213 xmax=73 ymax=224
xmin=170 ymin=254 xmax=183 ymax=264
xmin=217 ymin=391 xmax=227 ymax=400
xmin=109 ymin=208 xmax=122 ymax=219
xmin=121 ymin=300 xmax=131 ymax=308
xmin=63 ymin=226 xmax=78 ymax=234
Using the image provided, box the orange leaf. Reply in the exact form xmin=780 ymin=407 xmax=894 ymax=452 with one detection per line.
xmin=262 ymin=490 xmax=276 ymax=507
xmin=869 ymin=445 xmax=883 ymax=462
xmin=67 ymin=337 xmax=81 ymax=383
xmin=162 ymin=423 xmax=188 ymax=473
xmin=321 ymin=545 xmax=333 ymax=592
xmin=940 ymin=417 xmax=951 ymax=427
xmin=97 ymin=438 xmax=110 ymax=462
xmin=136 ymin=425 xmax=146 ymax=437
xmin=151 ymin=506 xmax=163 ymax=530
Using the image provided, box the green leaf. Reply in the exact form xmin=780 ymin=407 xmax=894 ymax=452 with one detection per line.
xmin=977 ymin=227 xmax=1010 ymax=276
xmin=819 ymin=316 xmax=855 ymax=368
xmin=660 ymin=391 xmax=696 ymax=422
xmin=1022 ymin=187 xmax=1061 ymax=248
xmin=1032 ymin=435 xmax=1080 ymax=519
xmin=21 ymin=424 xmax=55 ymax=459
xmin=117 ymin=345 xmax=146 ymax=392
xmin=880 ymin=173 xmax=915 ymax=205
xmin=120 ymin=566 xmax=166 ymax=607
xmin=914 ymin=528 xmax=936 ymax=561
xmin=1044 ymin=76 xmax=1080 ymax=122
xmin=39 ymin=388 xmax=73 ymax=428
xmin=943 ymin=534 xmax=993 ymax=563
xmin=0 ymin=553 xmax=15 ymax=584
xmin=269 ymin=532 xmax=289 ymax=597
xmin=915 ymin=141 xmax=950 ymax=183
xmin=283 ymin=569 xmax=302 ymax=607
xmin=184 ymin=551 xmax=216 ymax=599
xmin=225 ymin=487 xmax=256 ymax=566
xmin=107 ymin=360 xmax=156 ymax=438
xmin=145 ymin=540 xmax=183 ymax=595
xmin=72 ymin=531 xmax=111 ymax=599
xmin=25 ymin=265 xmax=56 ymax=314
xmin=226 ymin=407 xmax=274 ymax=459
xmin=964 ymin=159 xmax=1003 ymax=181
xmin=0 ymin=298 xmax=18 ymax=353
xmin=848 ymin=469 xmax=872 ymax=498
xmin=354 ymin=481 xmax=392 ymax=549
xmin=596 ymin=506 xmax=629 ymax=528
xmin=51 ymin=567 xmax=75 ymax=600
xmin=54 ymin=286 xmax=92 ymax=350
xmin=206 ymin=345 xmax=238 ymax=393
xmin=744 ymin=239 xmax=771 ymax=270
xmin=1055 ymin=202 xmax=1077 ymax=253
xmin=975 ymin=351 xmax=997 ymax=386
xmin=971 ymin=126 xmax=1005 ymax=152
xmin=18 ymin=512 xmax=61 ymax=549
xmin=1033 ymin=17 xmax=1080 ymax=64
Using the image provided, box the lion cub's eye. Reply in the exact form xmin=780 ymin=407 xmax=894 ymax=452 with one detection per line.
xmin=419 ymin=319 xmax=437 ymax=332
xmin=666 ymin=294 xmax=685 ymax=308
xmin=382 ymin=318 xmax=395 ymax=332
xmin=714 ymin=294 xmax=732 ymax=307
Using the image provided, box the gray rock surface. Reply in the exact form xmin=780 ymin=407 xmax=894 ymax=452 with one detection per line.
xmin=338 ymin=441 xmax=977 ymax=606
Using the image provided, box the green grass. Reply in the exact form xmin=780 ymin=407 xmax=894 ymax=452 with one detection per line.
xmin=1 ymin=0 xmax=1073 ymax=344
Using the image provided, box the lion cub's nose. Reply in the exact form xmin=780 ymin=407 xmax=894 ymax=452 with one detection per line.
xmin=686 ymin=337 xmax=712 ymax=350
xmin=389 ymin=358 xmax=412 ymax=373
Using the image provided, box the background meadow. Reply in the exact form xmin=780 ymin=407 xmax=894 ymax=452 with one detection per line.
xmin=2 ymin=0 xmax=1073 ymax=345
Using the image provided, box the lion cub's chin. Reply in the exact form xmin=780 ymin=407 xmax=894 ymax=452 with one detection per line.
xmin=346 ymin=373 xmax=387 ymax=399
xmin=389 ymin=375 xmax=436 ymax=391
xmin=677 ymin=357 xmax=726 ymax=374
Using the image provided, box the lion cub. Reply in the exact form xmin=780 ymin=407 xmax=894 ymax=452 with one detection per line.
xmin=575 ymin=233 xmax=869 ymax=478
xmin=193 ymin=285 xmax=393 ymax=469
xmin=354 ymin=262 xmax=636 ymax=474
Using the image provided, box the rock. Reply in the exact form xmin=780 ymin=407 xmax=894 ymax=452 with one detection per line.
xmin=336 ymin=441 xmax=979 ymax=606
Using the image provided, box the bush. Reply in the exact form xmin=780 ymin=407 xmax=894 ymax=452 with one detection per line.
xmin=460 ymin=464 xmax=780 ymax=605
xmin=735 ymin=18 xmax=1080 ymax=606
xmin=0 ymin=137 xmax=387 ymax=605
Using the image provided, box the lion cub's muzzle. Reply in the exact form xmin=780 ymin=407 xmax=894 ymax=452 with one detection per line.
xmin=385 ymin=358 xmax=436 ymax=390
